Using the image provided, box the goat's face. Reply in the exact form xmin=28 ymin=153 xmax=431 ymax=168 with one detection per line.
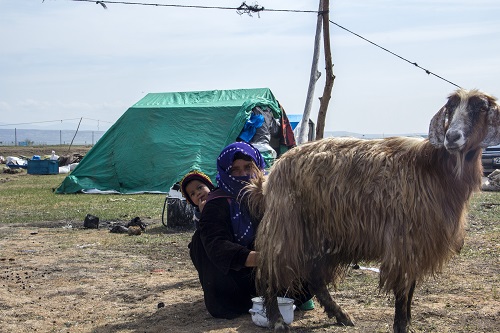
xmin=429 ymin=89 xmax=500 ymax=152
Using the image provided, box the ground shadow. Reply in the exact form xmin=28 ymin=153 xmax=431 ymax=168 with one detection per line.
xmin=90 ymin=299 xmax=261 ymax=333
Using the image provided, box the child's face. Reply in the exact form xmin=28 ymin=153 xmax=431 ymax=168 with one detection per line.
xmin=185 ymin=179 xmax=211 ymax=207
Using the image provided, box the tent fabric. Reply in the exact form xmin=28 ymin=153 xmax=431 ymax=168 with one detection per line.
xmin=56 ymin=88 xmax=290 ymax=194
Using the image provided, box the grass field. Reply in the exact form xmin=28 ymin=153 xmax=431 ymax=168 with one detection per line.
xmin=0 ymin=171 xmax=166 ymax=224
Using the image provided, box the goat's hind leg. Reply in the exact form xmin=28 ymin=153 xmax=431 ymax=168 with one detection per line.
xmin=392 ymin=281 xmax=416 ymax=333
xmin=310 ymin=282 xmax=354 ymax=327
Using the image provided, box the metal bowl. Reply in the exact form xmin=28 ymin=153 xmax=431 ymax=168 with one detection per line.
xmin=249 ymin=297 xmax=295 ymax=327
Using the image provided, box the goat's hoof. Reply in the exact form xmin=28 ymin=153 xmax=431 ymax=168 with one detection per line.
xmin=336 ymin=311 xmax=354 ymax=327
xmin=273 ymin=318 xmax=289 ymax=332
xmin=393 ymin=323 xmax=408 ymax=333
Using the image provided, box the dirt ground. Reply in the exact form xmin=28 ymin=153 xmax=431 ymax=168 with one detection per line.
xmin=0 ymin=212 xmax=498 ymax=333
xmin=0 ymin=146 xmax=498 ymax=332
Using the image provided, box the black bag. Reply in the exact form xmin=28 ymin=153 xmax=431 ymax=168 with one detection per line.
xmin=166 ymin=198 xmax=195 ymax=228
xmin=127 ymin=216 xmax=147 ymax=231
xmin=83 ymin=214 xmax=99 ymax=229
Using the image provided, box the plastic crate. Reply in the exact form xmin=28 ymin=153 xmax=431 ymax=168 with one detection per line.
xmin=27 ymin=160 xmax=59 ymax=175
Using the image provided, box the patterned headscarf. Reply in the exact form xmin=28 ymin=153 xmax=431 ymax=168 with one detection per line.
xmin=216 ymin=142 xmax=265 ymax=246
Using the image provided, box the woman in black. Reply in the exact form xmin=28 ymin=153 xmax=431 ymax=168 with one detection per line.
xmin=187 ymin=142 xmax=314 ymax=319
xmin=188 ymin=142 xmax=265 ymax=319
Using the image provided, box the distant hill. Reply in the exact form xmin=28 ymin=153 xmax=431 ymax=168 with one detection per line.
xmin=324 ymin=131 xmax=427 ymax=139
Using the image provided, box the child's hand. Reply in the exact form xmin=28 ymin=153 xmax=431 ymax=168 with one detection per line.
xmin=198 ymin=199 xmax=207 ymax=212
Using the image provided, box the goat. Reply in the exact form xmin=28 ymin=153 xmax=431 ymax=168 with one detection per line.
xmin=249 ymin=89 xmax=500 ymax=332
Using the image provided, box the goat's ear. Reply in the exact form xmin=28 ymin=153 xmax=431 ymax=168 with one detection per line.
xmin=428 ymin=106 xmax=446 ymax=147
xmin=481 ymin=101 xmax=500 ymax=147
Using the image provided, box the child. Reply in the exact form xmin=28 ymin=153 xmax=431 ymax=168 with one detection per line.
xmin=179 ymin=170 xmax=215 ymax=221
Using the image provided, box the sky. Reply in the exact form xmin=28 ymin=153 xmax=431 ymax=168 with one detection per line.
xmin=0 ymin=0 xmax=499 ymax=135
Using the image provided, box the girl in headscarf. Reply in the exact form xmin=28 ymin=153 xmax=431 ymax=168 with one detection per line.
xmin=188 ymin=142 xmax=265 ymax=319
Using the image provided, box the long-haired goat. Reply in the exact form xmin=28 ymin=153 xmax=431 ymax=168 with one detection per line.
xmin=248 ymin=89 xmax=500 ymax=333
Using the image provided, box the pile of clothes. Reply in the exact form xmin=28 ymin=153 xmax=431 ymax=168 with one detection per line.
xmin=482 ymin=169 xmax=500 ymax=191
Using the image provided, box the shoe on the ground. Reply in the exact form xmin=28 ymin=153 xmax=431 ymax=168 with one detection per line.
xmin=297 ymin=298 xmax=315 ymax=311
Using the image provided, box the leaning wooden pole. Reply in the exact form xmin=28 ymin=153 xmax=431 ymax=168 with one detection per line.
xmin=297 ymin=0 xmax=323 ymax=144
xmin=316 ymin=0 xmax=335 ymax=140
xmin=68 ymin=117 xmax=82 ymax=152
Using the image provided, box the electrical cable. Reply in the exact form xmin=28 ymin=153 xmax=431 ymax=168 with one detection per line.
xmin=0 ymin=118 xmax=112 ymax=127
xmin=50 ymin=1 xmax=464 ymax=88
xmin=329 ymin=20 xmax=462 ymax=88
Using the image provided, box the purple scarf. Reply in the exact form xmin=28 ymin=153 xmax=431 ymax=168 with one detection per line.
xmin=216 ymin=142 xmax=265 ymax=246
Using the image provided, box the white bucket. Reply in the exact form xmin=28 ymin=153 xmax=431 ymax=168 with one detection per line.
xmin=249 ymin=296 xmax=295 ymax=327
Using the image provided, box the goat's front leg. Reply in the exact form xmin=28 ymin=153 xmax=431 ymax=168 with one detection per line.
xmin=309 ymin=281 xmax=354 ymax=327
xmin=393 ymin=281 xmax=415 ymax=333
xmin=265 ymin=295 xmax=288 ymax=332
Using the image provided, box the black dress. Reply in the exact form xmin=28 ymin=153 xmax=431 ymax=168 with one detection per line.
xmin=188 ymin=191 xmax=257 ymax=319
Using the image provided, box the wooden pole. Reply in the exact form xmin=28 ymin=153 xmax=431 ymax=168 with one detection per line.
xmin=68 ymin=117 xmax=82 ymax=152
xmin=316 ymin=0 xmax=335 ymax=140
xmin=297 ymin=0 xmax=323 ymax=144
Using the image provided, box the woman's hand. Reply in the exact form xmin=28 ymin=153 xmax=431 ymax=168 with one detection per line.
xmin=245 ymin=251 xmax=258 ymax=267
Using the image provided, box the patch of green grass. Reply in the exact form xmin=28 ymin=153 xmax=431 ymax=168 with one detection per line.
xmin=462 ymin=191 xmax=500 ymax=260
xmin=469 ymin=191 xmax=500 ymax=223
xmin=0 ymin=172 xmax=165 ymax=224
xmin=1 ymin=173 xmax=498 ymax=243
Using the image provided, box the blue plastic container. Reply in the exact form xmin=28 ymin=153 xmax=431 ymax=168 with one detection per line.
xmin=27 ymin=160 xmax=59 ymax=175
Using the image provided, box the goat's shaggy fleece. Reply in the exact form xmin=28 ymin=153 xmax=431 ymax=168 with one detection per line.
xmin=248 ymin=89 xmax=500 ymax=332
xmin=255 ymin=136 xmax=478 ymax=296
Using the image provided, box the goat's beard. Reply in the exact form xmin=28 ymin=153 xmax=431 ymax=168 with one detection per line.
xmin=452 ymin=152 xmax=465 ymax=178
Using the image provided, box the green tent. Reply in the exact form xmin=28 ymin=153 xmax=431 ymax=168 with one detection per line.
xmin=56 ymin=88 xmax=293 ymax=194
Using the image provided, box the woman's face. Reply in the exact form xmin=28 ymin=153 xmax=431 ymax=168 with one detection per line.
xmin=230 ymin=159 xmax=254 ymax=177
xmin=185 ymin=180 xmax=210 ymax=206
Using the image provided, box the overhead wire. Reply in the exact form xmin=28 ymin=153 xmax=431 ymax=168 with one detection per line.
xmin=328 ymin=20 xmax=462 ymax=88
xmin=56 ymin=1 xmax=462 ymax=88
xmin=0 ymin=118 xmax=112 ymax=127
xmin=0 ymin=118 xmax=82 ymax=127
xmin=67 ymin=0 xmax=317 ymax=13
